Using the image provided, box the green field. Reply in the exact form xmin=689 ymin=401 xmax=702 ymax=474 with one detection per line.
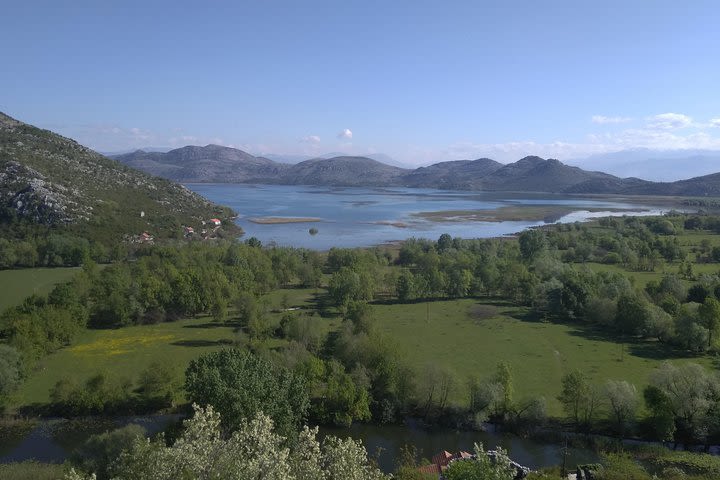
xmin=12 ymin=288 xmax=323 ymax=409
xmin=14 ymin=315 xmax=239 ymax=407
xmin=10 ymin=284 xmax=717 ymax=418
xmin=0 ymin=267 xmax=80 ymax=312
xmin=373 ymin=298 xmax=713 ymax=415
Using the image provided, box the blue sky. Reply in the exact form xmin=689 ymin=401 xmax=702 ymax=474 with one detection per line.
xmin=2 ymin=0 xmax=719 ymax=165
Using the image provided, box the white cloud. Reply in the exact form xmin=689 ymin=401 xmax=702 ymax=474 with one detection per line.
xmin=647 ymin=112 xmax=693 ymax=130
xmin=301 ymin=135 xmax=321 ymax=143
xmin=337 ymin=128 xmax=353 ymax=140
xmin=710 ymin=118 xmax=720 ymax=128
xmin=591 ymin=115 xmax=632 ymax=124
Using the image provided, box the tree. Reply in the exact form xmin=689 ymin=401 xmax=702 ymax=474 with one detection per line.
xmin=615 ymin=294 xmax=649 ymax=336
xmin=436 ymin=233 xmax=453 ymax=253
xmin=66 ymin=404 xmax=389 ymax=480
xmin=495 ymin=361 xmax=514 ymax=416
xmin=518 ymin=229 xmax=546 ymax=261
xmin=0 ymin=345 xmax=22 ymax=408
xmin=396 ymin=269 xmax=416 ymax=301
xmin=674 ymin=304 xmax=708 ymax=353
xmin=647 ymin=362 xmax=720 ymax=444
xmin=184 ymin=349 xmax=309 ymax=438
xmin=558 ymin=370 xmax=597 ymax=431
xmin=313 ymin=360 xmax=371 ymax=427
xmin=604 ymin=380 xmax=638 ymax=438
xmin=643 ymin=385 xmax=676 ymax=442
xmin=443 ymin=443 xmax=517 ymax=480
xmin=136 ymin=362 xmax=179 ymax=410
xmin=329 ymin=267 xmax=375 ymax=308
xmin=698 ymin=297 xmax=720 ymax=349
xmin=446 ymin=268 xmax=473 ymax=298
xmin=73 ymin=424 xmax=147 ymax=480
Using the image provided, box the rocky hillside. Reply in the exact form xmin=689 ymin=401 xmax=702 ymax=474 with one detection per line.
xmin=0 ymin=112 xmax=237 ymax=244
xmin=114 ymin=144 xmax=288 ymax=183
xmin=401 ymin=158 xmax=503 ymax=189
xmin=283 ymin=156 xmax=408 ymax=186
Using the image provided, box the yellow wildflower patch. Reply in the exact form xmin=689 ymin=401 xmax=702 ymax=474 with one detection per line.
xmin=68 ymin=333 xmax=176 ymax=356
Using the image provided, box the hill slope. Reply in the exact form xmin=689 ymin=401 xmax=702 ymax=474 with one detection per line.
xmin=284 ymin=156 xmax=409 ymax=186
xmin=400 ymin=158 xmax=503 ymax=189
xmin=114 ymin=144 xmax=289 ymax=183
xmin=113 ymin=143 xmax=720 ymax=196
xmin=0 ymin=112 xmax=237 ymax=244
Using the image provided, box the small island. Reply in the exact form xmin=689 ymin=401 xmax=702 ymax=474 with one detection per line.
xmin=248 ymin=217 xmax=322 ymax=224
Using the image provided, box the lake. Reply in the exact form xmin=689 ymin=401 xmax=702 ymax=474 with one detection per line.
xmin=187 ymin=184 xmax=665 ymax=249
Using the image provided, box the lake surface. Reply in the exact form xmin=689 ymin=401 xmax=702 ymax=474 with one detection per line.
xmin=187 ymin=184 xmax=664 ymax=249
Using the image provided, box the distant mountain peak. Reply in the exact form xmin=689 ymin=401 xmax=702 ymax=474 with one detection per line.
xmin=111 ymin=141 xmax=720 ymax=196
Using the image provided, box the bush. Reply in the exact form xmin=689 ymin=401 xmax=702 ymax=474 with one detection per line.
xmin=73 ymin=424 xmax=147 ymax=480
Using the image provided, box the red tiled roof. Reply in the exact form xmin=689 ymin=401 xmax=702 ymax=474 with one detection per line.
xmin=417 ymin=464 xmax=441 ymax=475
xmin=431 ymin=450 xmax=454 ymax=467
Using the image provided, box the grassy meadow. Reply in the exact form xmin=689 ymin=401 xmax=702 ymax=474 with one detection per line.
xmin=12 ymin=287 xmax=713 ymax=418
xmin=11 ymin=287 xmax=324 ymax=409
xmin=372 ymin=298 xmax=714 ymax=416
xmin=0 ymin=267 xmax=80 ymax=312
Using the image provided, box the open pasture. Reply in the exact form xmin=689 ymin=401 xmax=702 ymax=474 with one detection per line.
xmin=372 ymin=298 xmax=714 ymax=415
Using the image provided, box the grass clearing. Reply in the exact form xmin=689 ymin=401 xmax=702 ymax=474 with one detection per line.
xmin=12 ymin=288 xmax=320 ymax=410
xmin=373 ymin=298 xmax=714 ymax=416
xmin=0 ymin=267 xmax=80 ymax=311
xmin=14 ymin=316 xmax=237 ymax=407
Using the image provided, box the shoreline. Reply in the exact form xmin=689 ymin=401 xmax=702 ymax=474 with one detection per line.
xmin=247 ymin=216 xmax=323 ymax=224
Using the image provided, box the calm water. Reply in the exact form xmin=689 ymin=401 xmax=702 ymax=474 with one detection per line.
xmin=319 ymin=422 xmax=599 ymax=473
xmin=0 ymin=416 xmax=598 ymax=473
xmin=187 ymin=184 xmax=663 ymax=249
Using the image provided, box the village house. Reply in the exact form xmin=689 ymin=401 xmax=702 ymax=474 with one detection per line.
xmin=417 ymin=450 xmax=531 ymax=479
xmin=209 ymin=218 xmax=221 ymax=227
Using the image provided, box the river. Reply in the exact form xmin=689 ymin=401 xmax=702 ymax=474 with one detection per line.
xmin=0 ymin=416 xmax=598 ymax=473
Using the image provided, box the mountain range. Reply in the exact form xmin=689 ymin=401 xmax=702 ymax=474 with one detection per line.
xmin=568 ymin=149 xmax=720 ymax=182
xmin=0 ymin=112 xmax=236 ymax=244
xmin=113 ymin=144 xmax=720 ymax=196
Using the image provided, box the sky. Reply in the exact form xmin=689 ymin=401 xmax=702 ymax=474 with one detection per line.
xmin=1 ymin=0 xmax=720 ymax=166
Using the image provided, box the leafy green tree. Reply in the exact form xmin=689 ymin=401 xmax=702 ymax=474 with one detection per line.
xmin=447 ymin=268 xmax=473 ymax=298
xmin=604 ymin=380 xmax=639 ymax=438
xmin=643 ymin=385 xmax=676 ymax=442
xmin=0 ymin=345 xmax=22 ymax=407
xmin=73 ymin=424 xmax=147 ymax=480
xmin=647 ymin=362 xmax=720 ymax=444
xmin=495 ymin=361 xmax=514 ymax=416
xmin=558 ymin=370 xmax=597 ymax=431
xmin=519 ymin=229 xmax=546 ymax=261
xmin=313 ymin=360 xmax=371 ymax=427
xmin=185 ymin=349 xmax=309 ymax=438
xmin=329 ymin=267 xmax=375 ymax=307
xmin=136 ymin=362 xmax=179 ymax=410
xmin=443 ymin=443 xmax=516 ymax=480
xmin=674 ymin=304 xmax=708 ymax=353
xmin=396 ymin=269 xmax=416 ymax=301
xmin=615 ymin=294 xmax=649 ymax=336
xmin=436 ymin=233 xmax=453 ymax=253
xmin=66 ymin=404 xmax=389 ymax=480
xmin=698 ymin=297 xmax=720 ymax=348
